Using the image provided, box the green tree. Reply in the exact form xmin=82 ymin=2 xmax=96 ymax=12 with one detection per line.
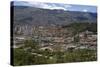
xmin=23 ymin=39 xmax=39 ymax=50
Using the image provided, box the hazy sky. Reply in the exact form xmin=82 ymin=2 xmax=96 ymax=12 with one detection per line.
xmin=13 ymin=1 xmax=97 ymax=13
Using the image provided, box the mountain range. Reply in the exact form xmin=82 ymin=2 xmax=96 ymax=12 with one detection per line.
xmin=12 ymin=1 xmax=97 ymax=13
xmin=12 ymin=6 xmax=97 ymax=26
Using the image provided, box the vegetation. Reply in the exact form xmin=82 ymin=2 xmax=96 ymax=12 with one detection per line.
xmin=62 ymin=22 xmax=97 ymax=34
xmin=23 ymin=39 xmax=39 ymax=49
xmin=14 ymin=48 xmax=97 ymax=66
xmin=13 ymin=39 xmax=97 ymax=66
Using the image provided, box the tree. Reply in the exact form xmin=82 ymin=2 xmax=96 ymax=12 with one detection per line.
xmin=13 ymin=48 xmax=35 ymax=66
xmin=23 ymin=39 xmax=39 ymax=50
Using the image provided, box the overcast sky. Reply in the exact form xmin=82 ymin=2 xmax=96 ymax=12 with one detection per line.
xmin=13 ymin=1 xmax=97 ymax=13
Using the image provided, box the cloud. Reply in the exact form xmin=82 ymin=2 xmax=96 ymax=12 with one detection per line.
xmin=13 ymin=1 xmax=96 ymax=13
xmin=83 ymin=9 xmax=88 ymax=12
xmin=26 ymin=1 xmax=72 ymax=10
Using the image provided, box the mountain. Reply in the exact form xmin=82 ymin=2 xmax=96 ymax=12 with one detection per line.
xmin=12 ymin=1 xmax=97 ymax=13
xmin=13 ymin=6 xmax=97 ymax=26
xmin=12 ymin=6 xmax=97 ymax=35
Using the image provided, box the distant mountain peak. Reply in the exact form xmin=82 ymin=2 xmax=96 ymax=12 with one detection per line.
xmin=12 ymin=1 xmax=97 ymax=13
